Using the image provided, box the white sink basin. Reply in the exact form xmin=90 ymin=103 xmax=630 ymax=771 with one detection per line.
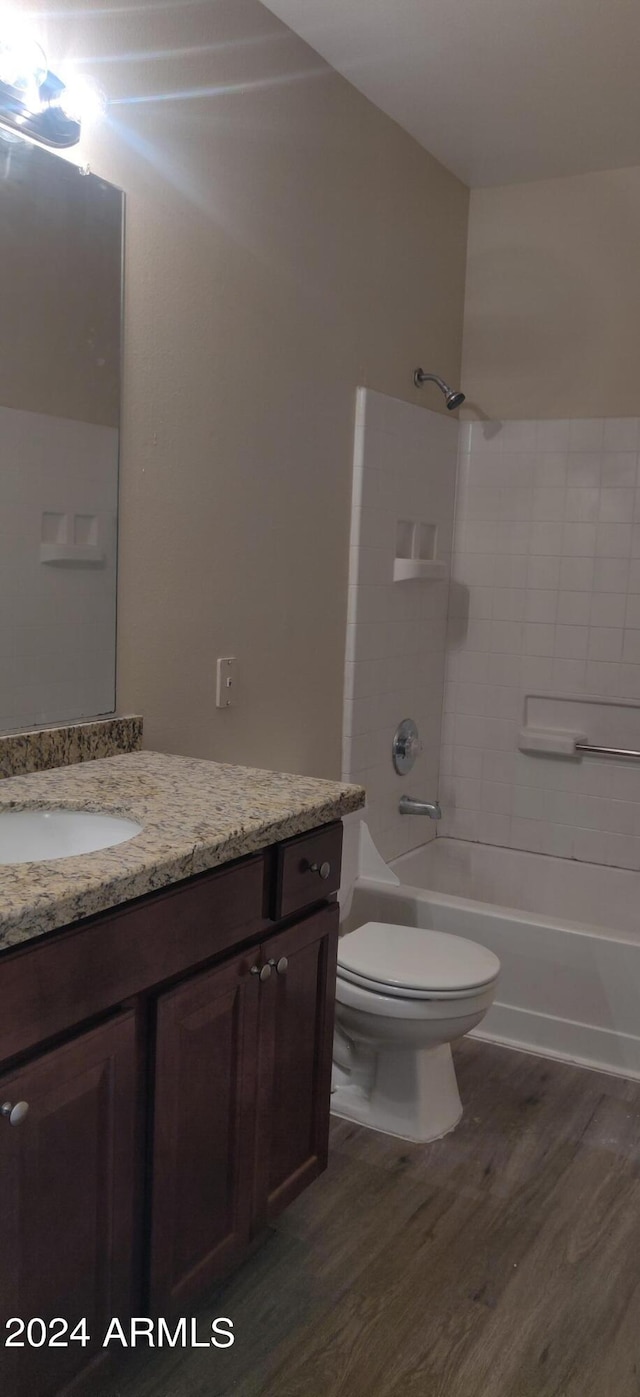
xmin=0 ymin=809 xmax=143 ymax=865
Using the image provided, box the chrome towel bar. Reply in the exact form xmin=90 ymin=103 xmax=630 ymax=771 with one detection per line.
xmin=575 ymin=742 xmax=640 ymax=760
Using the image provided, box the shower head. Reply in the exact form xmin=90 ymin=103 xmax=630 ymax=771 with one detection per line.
xmin=413 ymin=368 xmax=465 ymax=411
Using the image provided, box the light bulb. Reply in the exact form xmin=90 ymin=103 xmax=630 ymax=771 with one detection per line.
xmin=58 ymin=74 xmax=107 ymax=126
xmin=0 ymin=20 xmax=47 ymax=92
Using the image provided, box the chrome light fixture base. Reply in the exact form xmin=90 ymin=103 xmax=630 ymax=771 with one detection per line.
xmin=0 ymin=71 xmax=80 ymax=148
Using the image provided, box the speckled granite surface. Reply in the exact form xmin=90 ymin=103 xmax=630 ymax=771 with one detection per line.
xmin=0 ymin=716 xmax=143 ymax=779
xmin=0 ymin=752 xmax=365 ymax=951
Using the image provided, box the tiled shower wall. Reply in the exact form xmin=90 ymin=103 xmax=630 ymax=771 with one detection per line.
xmin=342 ymin=389 xmax=457 ymax=861
xmin=441 ymin=417 xmax=640 ymax=870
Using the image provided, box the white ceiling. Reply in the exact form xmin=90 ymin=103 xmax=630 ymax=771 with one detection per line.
xmin=260 ymin=0 xmax=640 ymax=187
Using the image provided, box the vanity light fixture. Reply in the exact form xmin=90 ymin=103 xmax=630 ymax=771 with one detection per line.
xmin=0 ymin=18 xmax=106 ymax=148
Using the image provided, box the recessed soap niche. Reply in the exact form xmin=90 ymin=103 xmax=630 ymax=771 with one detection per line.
xmin=393 ymin=518 xmax=446 ymax=581
xmin=40 ymin=511 xmax=105 ymax=567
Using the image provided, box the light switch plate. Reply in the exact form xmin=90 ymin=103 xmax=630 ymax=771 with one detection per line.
xmin=216 ymin=656 xmax=237 ymax=708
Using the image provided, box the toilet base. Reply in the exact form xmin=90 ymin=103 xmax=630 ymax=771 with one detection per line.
xmin=331 ymin=1041 xmax=463 ymax=1144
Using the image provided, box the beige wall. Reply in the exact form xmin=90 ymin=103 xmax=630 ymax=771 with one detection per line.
xmin=35 ymin=0 xmax=468 ymax=777
xmin=463 ymin=166 xmax=640 ymax=421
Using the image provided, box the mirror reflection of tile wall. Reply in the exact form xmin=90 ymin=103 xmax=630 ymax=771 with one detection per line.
xmin=0 ymin=137 xmax=123 ymax=731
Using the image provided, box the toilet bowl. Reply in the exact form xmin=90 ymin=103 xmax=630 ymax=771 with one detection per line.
xmin=331 ymin=920 xmax=500 ymax=1143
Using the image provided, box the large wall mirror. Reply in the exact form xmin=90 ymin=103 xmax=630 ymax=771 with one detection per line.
xmin=0 ymin=135 xmax=123 ymax=732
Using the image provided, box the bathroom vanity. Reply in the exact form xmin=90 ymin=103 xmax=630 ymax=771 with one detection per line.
xmin=0 ymin=752 xmax=364 ymax=1397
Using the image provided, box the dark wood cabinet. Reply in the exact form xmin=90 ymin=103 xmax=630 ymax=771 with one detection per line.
xmin=149 ymin=947 xmax=260 ymax=1309
xmin=254 ymin=903 xmax=339 ymax=1228
xmin=149 ymin=902 xmax=339 ymax=1311
xmin=0 ymin=1012 xmax=137 ymax=1397
xmin=0 ymin=821 xmax=342 ymax=1396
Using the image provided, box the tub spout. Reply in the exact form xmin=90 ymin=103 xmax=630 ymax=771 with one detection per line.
xmin=399 ymin=796 xmax=442 ymax=819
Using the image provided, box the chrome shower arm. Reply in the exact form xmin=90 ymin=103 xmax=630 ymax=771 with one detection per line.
xmin=413 ymin=368 xmax=465 ymax=410
xmin=413 ymin=370 xmax=449 ymax=393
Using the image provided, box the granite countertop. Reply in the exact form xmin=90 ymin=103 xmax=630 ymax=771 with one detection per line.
xmin=0 ymin=752 xmax=365 ymax=951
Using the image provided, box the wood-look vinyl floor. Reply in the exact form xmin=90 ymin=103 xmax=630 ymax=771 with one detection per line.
xmin=98 ymin=1039 xmax=640 ymax=1397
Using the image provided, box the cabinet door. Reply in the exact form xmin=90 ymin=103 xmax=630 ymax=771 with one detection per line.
xmin=0 ymin=1011 xmax=137 ymax=1397
xmin=253 ymin=902 xmax=339 ymax=1230
xmin=149 ymin=948 xmax=260 ymax=1311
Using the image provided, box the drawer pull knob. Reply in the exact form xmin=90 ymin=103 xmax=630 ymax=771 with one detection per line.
xmin=269 ymin=957 xmax=289 ymax=975
xmin=309 ymin=860 xmax=331 ymax=880
xmin=250 ymin=963 xmax=272 ymax=982
xmin=1 ymin=1101 xmax=29 ymax=1126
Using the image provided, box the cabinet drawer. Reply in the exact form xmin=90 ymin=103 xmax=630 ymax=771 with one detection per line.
xmin=0 ymin=854 xmax=267 ymax=1065
xmin=273 ymin=823 xmax=342 ymax=920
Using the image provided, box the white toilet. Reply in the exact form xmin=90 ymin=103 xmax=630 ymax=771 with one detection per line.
xmin=331 ymin=920 xmax=500 ymax=1143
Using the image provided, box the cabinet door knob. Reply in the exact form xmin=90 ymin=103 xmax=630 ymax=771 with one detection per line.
xmin=309 ymin=860 xmax=331 ymax=880
xmin=268 ymin=957 xmax=289 ymax=975
xmin=1 ymin=1101 xmax=29 ymax=1126
xmin=250 ymin=963 xmax=272 ymax=982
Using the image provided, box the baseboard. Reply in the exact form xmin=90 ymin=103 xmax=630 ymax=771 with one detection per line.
xmin=472 ymin=1000 xmax=640 ymax=1081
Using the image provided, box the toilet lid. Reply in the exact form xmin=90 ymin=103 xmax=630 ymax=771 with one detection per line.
xmin=337 ymin=922 xmax=500 ymax=996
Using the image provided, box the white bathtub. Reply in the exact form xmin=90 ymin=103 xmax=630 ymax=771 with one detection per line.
xmin=344 ymin=833 xmax=640 ymax=1080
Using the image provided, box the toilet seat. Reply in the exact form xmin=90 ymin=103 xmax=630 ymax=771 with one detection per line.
xmin=336 ymin=921 xmax=500 ymax=1001
xmin=337 ymin=965 xmax=494 ymax=1002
